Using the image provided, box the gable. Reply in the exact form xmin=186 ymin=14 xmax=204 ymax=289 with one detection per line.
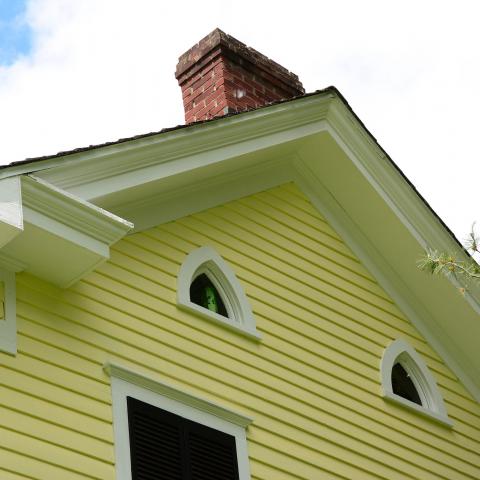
xmin=3 ymin=182 xmax=480 ymax=479
xmin=108 ymin=182 xmax=480 ymax=478
xmin=2 ymin=91 xmax=479 ymax=402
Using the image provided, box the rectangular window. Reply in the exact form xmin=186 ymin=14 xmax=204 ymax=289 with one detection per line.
xmin=105 ymin=362 xmax=252 ymax=480
xmin=128 ymin=397 xmax=240 ymax=480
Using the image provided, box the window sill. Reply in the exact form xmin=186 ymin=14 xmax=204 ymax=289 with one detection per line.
xmin=383 ymin=391 xmax=453 ymax=428
xmin=177 ymin=301 xmax=262 ymax=342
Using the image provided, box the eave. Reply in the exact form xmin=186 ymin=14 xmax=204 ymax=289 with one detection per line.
xmin=0 ymin=175 xmax=132 ymax=287
xmin=2 ymin=90 xmax=479 ymax=402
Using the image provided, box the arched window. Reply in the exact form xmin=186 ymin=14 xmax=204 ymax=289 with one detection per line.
xmin=380 ymin=338 xmax=452 ymax=427
xmin=177 ymin=246 xmax=260 ymax=341
xmin=190 ymin=273 xmax=228 ymax=318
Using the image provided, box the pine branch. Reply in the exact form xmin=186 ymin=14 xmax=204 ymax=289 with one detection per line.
xmin=418 ymin=225 xmax=480 ymax=291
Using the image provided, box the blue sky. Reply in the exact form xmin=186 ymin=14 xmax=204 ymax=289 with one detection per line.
xmin=0 ymin=0 xmax=32 ymax=64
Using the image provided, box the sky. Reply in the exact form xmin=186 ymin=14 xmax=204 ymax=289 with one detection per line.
xmin=0 ymin=0 xmax=479 ymax=245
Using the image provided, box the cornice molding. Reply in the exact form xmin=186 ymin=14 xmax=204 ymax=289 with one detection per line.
xmin=0 ymin=252 xmax=27 ymax=272
xmin=104 ymin=362 xmax=253 ymax=428
xmin=0 ymin=175 xmax=133 ymax=287
xmin=326 ymin=98 xmax=480 ymax=313
xmin=114 ymin=156 xmax=294 ymax=232
xmin=32 ymin=95 xmax=333 ymax=198
xmin=23 ymin=175 xmax=132 ymax=244
xmin=293 ymin=160 xmax=480 ymax=404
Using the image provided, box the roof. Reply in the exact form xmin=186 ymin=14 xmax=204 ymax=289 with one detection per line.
xmin=0 ymin=87 xmax=463 ymax=253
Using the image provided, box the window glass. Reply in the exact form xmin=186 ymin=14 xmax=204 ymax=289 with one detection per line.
xmin=391 ymin=362 xmax=422 ymax=406
xmin=190 ymin=273 xmax=228 ymax=318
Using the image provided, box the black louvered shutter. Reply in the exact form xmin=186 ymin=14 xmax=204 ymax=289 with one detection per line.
xmin=128 ymin=397 xmax=184 ymax=480
xmin=127 ymin=397 xmax=240 ymax=480
xmin=186 ymin=419 xmax=240 ymax=480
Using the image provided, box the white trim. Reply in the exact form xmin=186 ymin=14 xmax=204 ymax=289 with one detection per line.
xmin=177 ymin=246 xmax=261 ymax=341
xmin=23 ymin=175 xmax=133 ymax=244
xmin=0 ymin=175 xmax=133 ymax=288
xmin=293 ymin=162 xmax=480 ymax=404
xmin=0 ymin=252 xmax=26 ymax=272
xmin=0 ymin=268 xmax=16 ymax=355
xmin=27 ymin=95 xmax=331 ymax=196
xmin=104 ymin=362 xmax=252 ymax=480
xmin=380 ymin=339 xmax=452 ymax=427
xmin=113 ymin=157 xmax=294 ymax=233
xmin=0 ymin=176 xmax=23 ymax=249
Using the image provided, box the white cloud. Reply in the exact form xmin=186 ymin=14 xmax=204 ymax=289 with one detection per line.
xmin=1 ymin=0 xmax=480 ymax=240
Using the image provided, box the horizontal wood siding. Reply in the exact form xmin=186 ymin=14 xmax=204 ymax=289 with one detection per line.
xmin=1 ymin=182 xmax=480 ymax=479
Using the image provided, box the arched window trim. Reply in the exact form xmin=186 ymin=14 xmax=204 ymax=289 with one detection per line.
xmin=381 ymin=338 xmax=452 ymax=427
xmin=177 ymin=246 xmax=261 ymax=341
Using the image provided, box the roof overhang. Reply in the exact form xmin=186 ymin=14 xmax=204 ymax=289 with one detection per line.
xmin=0 ymin=175 xmax=132 ymax=287
xmin=2 ymin=89 xmax=479 ymax=401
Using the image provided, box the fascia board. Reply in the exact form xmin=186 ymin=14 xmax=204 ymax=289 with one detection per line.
xmin=294 ymin=163 xmax=480 ymax=404
xmin=33 ymin=95 xmax=333 ymax=200
xmin=325 ymin=98 xmax=480 ymax=305
xmin=0 ymin=175 xmax=133 ymax=287
xmin=22 ymin=175 xmax=133 ymax=244
xmin=0 ymin=176 xmax=23 ymax=248
xmin=326 ymin=98 xmax=462 ymax=253
xmin=0 ymin=252 xmax=26 ymax=272
xmin=113 ymin=156 xmax=294 ymax=232
xmin=294 ymin=101 xmax=480 ymax=402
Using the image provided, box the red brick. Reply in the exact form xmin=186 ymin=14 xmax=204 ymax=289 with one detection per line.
xmin=176 ymin=29 xmax=304 ymax=123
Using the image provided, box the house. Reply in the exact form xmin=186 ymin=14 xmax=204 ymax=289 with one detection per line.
xmin=0 ymin=28 xmax=479 ymax=479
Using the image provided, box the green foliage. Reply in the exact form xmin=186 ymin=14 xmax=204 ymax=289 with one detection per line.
xmin=418 ymin=225 xmax=480 ymax=288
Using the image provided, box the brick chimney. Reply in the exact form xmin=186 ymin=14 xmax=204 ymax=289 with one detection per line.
xmin=175 ymin=29 xmax=305 ymax=124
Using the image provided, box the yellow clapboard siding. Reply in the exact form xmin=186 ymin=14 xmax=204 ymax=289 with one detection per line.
xmin=0 ymin=385 xmax=112 ymax=442
xmin=0 ymin=405 xmax=114 ymax=463
xmin=250 ymin=425 xmax=476 ymax=480
xmin=109 ymin=238 xmax=453 ymax=371
xmin=0 ymin=426 xmax=113 ymax=480
xmin=0 ymin=449 xmax=101 ymax=480
xmin=16 ymin=282 xmax=480 ymax=464
xmin=3 ymin=325 xmax=110 ymax=404
xmin=248 ymin=440 xmax=381 ymax=480
xmin=115 ymin=227 xmax=453 ymax=379
xmin=111 ymin=237 xmax=404 ymax=344
xmin=0 ymin=468 xmax=39 ymax=480
xmin=0 ymin=362 xmax=111 ymax=422
xmin=24 ymin=264 xmax=480 ymax=444
xmin=25 ymin=262 xmax=480 ymax=445
xmin=3 ymin=183 xmax=480 ymax=480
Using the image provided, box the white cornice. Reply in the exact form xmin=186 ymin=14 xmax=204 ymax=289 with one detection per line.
xmin=114 ymin=156 xmax=294 ymax=232
xmin=0 ymin=251 xmax=27 ymax=272
xmin=32 ymin=95 xmax=333 ymax=199
xmin=104 ymin=362 xmax=253 ymax=428
xmin=0 ymin=175 xmax=133 ymax=287
xmin=23 ymin=175 xmax=132 ymax=244
xmin=294 ymin=158 xmax=480 ymax=404
xmin=325 ymin=98 xmax=480 ymax=313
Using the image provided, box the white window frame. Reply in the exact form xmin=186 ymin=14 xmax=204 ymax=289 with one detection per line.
xmin=0 ymin=268 xmax=16 ymax=355
xmin=105 ymin=362 xmax=253 ymax=480
xmin=177 ymin=246 xmax=261 ymax=341
xmin=380 ymin=338 xmax=452 ymax=427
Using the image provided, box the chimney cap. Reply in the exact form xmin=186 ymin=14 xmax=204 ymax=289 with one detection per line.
xmin=175 ymin=28 xmax=304 ymax=93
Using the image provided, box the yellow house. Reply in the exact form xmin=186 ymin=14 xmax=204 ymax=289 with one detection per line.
xmin=1 ymin=29 xmax=479 ymax=480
